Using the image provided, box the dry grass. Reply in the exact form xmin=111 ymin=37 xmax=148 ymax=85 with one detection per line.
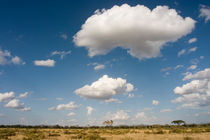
xmin=0 ymin=127 xmax=210 ymax=140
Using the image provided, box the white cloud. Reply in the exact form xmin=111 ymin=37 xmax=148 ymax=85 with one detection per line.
xmin=178 ymin=49 xmax=186 ymax=57
xmin=0 ymin=92 xmax=15 ymax=102
xmin=200 ymin=56 xmax=204 ymax=59
xmin=67 ymin=112 xmax=75 ymax=117
xmin=105 ymin=98 xmax=122 ymax=103
xmin=174 ymin=79 xmax=208 ymax=95
xmin=51 ymin=50 xmax=71 ymax=59
xmin=55 ymin=101 xmax=79 ymax=110
xmin=11 ymin=56 xmax=25 ymax=65
xmin=199 ymin=5 xmax=210 ymax=23
xmin=74 ymin=4 xmax=195 ymax=59
xmin=178 ymin=47 xmax=197 ymax=57
xmin=34 ymin=59 xmax=55 ymax=67
xmin=87 ymin=106 xmax=94 ymax=115
xmin=174 ymin=65 xmax=184 ymax=70
xmin=60 ymin=33 xmax=68 ymax=40
xmin=172 ymin=68 xmax=210 ymax=108
xmin=94 ymin=64 xmax=105 ymax=70
xmin=187 ymin=65 xmax=197 ymax=70
xmin=128 ymin=93 xmax=134 ymax=98
xmin=88 ymin=63 xmax=105 ymax=71
xmin=188 ymin=47 xmax=197 ymax=53
xmin=152 ymin=100 xmax=159 ymax=106
xmin=160 ymin=109 xmax=172 ymax=113
xmin=135 ymin=112 xmax=157 ymax=124
xmin=48 ymin=107 xmax=55 ymax=111
xmin=183 ymin=68 xmax=210 ymax=81
xmin=19 ymin=92 xmax=29 ymax=98
xmin=75 ymin=75 xmax=134 ymax=100
xmin=188 ymin=38 xmax=197 ymax=44
xmin=161 ymin=67 xmax=171 ymax=72
xmin=5 ymin=99 xmax=31 ymax=111
xmin=0 ymin=49 xmax=24 ymax=65
xmin=190 ymin=58 xmax=200 ymax=65
xmin=106 ymin=110 xmax=130 ymax=121
xmin=56 ymin=98 xmax=63 ymax=101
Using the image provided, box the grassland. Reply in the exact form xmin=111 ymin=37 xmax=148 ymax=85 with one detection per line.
xmin=0 ymin=125 xmax=210 ymax=140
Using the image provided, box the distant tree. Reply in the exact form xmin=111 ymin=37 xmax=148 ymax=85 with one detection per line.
xmin=103 ymin=120 xmax=113 ymax=126
xmin=171 ymin=120 xmax=186 ymax=125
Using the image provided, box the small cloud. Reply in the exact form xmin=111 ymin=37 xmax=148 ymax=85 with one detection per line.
xmin=60 ymin=33 xmax=68 ymax=40
xmin=178 ymin=47 xmax=197 ymax=57
xmin=128 ymin=93 xmax=134 ymax=98
xmin=200 ymin=56 xmax=204 ymax=59
xmin=160 ymin=109 xmax=172 ymax=113
xmin=87 ymin=106 xmax=94 ymax=115
xmin=188 ymin=38 xmax=197 ymax=44
xmin=51 ymin=50 xmax=71 ymax=59
xmin=105 ymin=98 xmax=122 ymax=103
xmin=188 ymin=47 xmax=197 ymax=53
xmin=143 ymin=107 xmax=153 ymax=111
xmin=48 ymin=107 xmax=55 ymax=111
xmin=67 ymin=112 xmax=76 ymax=117
xmin=0 ymin=49 xmax=25 ymax=65
xmin=50 ymin=101 xmax=79 ymax=111
xmin=178 ymin=49 xmax=186 ymax=57
xmin=34 ymin=59 xmax=55 ymax=67
xmin=4 ymin=99 xmax=31 ymax=111
xmin=161 ymin=67 xmax=171 ymax=72
xmin=187 ymin=65 xmax=197 ymax=70
xmin=199 ymin=5 xmax=210 ymax=23
xmin=152 ymin=100 xmax=159 ymax=106
xmin=105 ymin=110 xmax=130 ymax=121
xmin=88 ymin=63 xmax=105 ymax=71
xmin=94 ymin=64 xmax=105 ymax=71
xmin=0 ymin=92 xmax=15 ymax=102
xmin=135 ymin=112 xmax=157 ymax=124
xmin=56 ymin=98 xmax=63 ymax=101
xmin=18 ymin=92 xmax=29 ymax=98
xmin=11 ymin=56 xmax=25 ymax=65
xmin=190 ymin=58 xmax=199 ymax=65
xmin=174 ymin=65 xmax=184 ymax=70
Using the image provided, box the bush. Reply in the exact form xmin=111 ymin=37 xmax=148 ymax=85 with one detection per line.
xmin=183 ymin=136 xmax=194 ymax=140
xmin=83 ymin=134 xmax=106 ymax=140
xmin=205 ymin=128 xmax=210 ymax=132
xmin=0 ymin=129 xmax=16 ymax=139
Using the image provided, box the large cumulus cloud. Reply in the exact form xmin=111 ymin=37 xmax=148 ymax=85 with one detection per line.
xmin=74 ymin=4 xmax=195 ymax=59
xmin=172 ymin=68 xmax=210 ymax=108
xmin=74 ymin=75 xmax=134 ymax=100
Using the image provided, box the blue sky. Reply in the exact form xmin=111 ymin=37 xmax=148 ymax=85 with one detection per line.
xmin=0 ymin=0 xmax=210 ymax=126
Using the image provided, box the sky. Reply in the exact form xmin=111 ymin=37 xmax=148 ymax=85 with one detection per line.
xmin=0 ymin=0 xmax=210 ymax=126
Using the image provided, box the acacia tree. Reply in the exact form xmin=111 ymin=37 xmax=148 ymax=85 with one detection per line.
xmin=171 ymin=120 xmax=186 ymax=125
xmin=103 ymin=120 xmax=113 ymax=126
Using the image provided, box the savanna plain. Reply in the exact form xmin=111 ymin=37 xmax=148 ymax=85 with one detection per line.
xmin=1 ymin=124 xmax=210 ymax=140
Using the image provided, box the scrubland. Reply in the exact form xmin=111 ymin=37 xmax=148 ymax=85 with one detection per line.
xmin=0 ymin=125 xmax=210 ymax=140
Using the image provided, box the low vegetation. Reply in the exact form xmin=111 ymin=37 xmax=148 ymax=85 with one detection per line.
xmin=0 ymin=123 xmax=210 ymax=140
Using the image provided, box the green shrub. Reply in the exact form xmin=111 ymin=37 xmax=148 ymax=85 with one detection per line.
xmin=183 ymin=136 xmax=194 ymax=140
xmin=83 ymin=134 xmax=106 ymax=140
xmin=205 ymin=128 xmax=210 ymax=132
xmin=0 ymin=129 xmax=16 ymax=139
xmin=48 ymin=132 xmax=60 ymax=136
xmin=153 ymin=129 xmax=165 ymax=134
